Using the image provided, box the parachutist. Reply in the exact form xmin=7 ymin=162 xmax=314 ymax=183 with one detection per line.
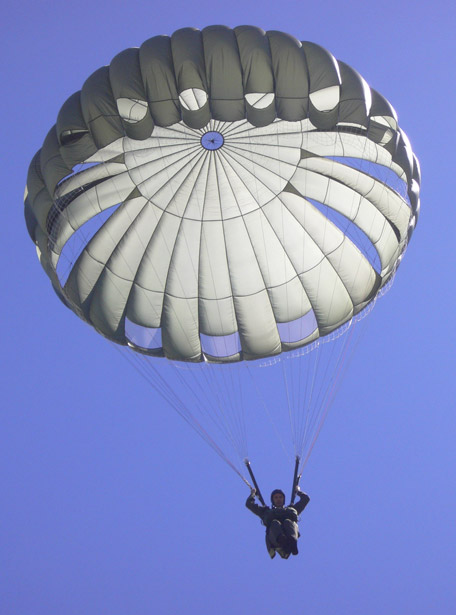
xmin=246 ymin=486 xmax=309 ymax=559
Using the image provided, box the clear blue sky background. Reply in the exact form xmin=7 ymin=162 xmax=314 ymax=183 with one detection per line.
xmin=2 ymin=1 xmax=455 ymax=614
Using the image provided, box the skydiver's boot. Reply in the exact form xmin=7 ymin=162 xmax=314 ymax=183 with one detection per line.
xmin=288 ymin=537 xmax=298 ymax=555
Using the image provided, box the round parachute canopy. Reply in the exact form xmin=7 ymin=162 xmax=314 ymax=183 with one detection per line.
xmin=25 ymin=26 xmax=420 ymax=364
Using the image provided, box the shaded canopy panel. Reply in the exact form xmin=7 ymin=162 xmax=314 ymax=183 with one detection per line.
xmin=25 ymin=26 xmax=420 ymax=363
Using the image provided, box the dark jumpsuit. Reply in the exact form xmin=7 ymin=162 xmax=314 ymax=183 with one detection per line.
xmin=246 ymin=491 xmax=310 ymax=559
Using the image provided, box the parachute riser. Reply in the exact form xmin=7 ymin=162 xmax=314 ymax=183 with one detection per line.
xmin=244 ymin=459 xmax=266 ymax=507
xmin=290 ymin=455 xmax=301 ymax=505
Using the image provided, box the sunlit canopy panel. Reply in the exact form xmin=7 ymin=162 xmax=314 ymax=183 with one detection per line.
xmin=25 ymin=26 xmax=420 ymax=363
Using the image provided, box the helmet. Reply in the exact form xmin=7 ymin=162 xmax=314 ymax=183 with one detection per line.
xmin=270 ymin=489 xmax=286 ymax=506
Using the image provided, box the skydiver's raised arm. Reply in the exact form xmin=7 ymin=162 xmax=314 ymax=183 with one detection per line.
xmin=245 ymin=488 xmax=267 ymax=519
xmin=293 ymin=488 xmax=310 ymax=514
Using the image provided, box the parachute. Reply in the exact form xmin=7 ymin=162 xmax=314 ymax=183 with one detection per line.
xmin=24 ymin=26 xmax=420 ymax=484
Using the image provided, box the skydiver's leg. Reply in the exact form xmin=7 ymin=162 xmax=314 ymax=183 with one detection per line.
xmin=282 ymin=519 xmax=299 ymax=540
xmin=282 ymin=519 xmax=299 ymax=555
xmin=267 ymin=519 xmax=287 ymax=548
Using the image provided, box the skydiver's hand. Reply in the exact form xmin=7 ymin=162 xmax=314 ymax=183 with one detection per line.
xmin=295 ymin=485 xmax=303 ymax=495
xmin=250 ymin=487 xmax=257 ymax=498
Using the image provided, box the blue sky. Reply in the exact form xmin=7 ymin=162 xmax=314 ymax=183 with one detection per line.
xmin=2 ymin=1 xmax=456 ymax=614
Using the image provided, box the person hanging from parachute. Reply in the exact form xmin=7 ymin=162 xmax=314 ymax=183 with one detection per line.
xmin=24 ymin=26 xmax=420 ymax=557
xmin=244 ymin=457 xmax=310 ymax=559
xmin=246 ymin=486 xmax=310 ymax=559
